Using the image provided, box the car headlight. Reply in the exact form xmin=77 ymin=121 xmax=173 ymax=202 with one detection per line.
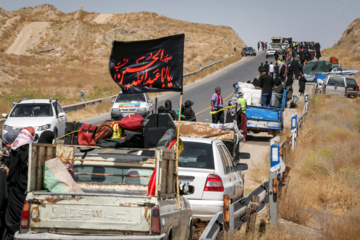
xmin=3 ymin=124 xmax=14 ymax=131
xmin=112 ymin=108 xmax=120 ymax=113
xmin=37 ymin=124 xmax=51 ymax=131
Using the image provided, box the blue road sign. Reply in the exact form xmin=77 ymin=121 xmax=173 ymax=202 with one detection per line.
xmin=270 ymin=144 xmax=280 ymax=172
xmin=305 ymin=93 xmax=308 ymax=103
xmin=81 ymin=90 xmax=85 ymax=100
xmin=291 ymin=113 xmax=297 ymax=132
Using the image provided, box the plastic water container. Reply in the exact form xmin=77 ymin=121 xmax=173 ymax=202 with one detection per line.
xmin=270 ymin=93 xmax=283 ymax=108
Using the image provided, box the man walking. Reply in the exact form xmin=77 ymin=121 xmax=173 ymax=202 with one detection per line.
xmin=264 ymin=61 xmax=269 ymax=75
xmin=258 ymin=62 xmax=265 ymax=73
xmin=211 ymin=87 xmax=224 ymax=124
xmin=237 ymin=92 xmax=248 ymax=141
xmin=269 ymin=62 xmax=274 ymax=79
xmin=258 ymin=70 xmax=274 ymax=107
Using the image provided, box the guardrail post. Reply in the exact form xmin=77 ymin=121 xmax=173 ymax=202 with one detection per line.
xmin=286 ymin=136 xmax=289 ymax=150
xmin=269 ymin=171 xmax=278 ymax=225
xmin=223 ymin=195 xmax=229 ymax=239
xmin=229 ymin=203 xmax=234 ymax=238
xmin=246 ymin=195 xmax=260 ymax=237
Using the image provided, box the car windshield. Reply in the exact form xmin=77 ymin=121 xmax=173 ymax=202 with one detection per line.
xmin=268 ymin=49 xmax=275 ymax=51
xmin=116 ymin=93 xmax=146 ymax=102
xmin=346 ymin=78 xmax=357 ymax=87
xmin=178 ymin=141 xmax=214 ymax=169
xmin=74 ymin=166 xmax=154 ymax=185
xmin=10 ymin=103 xmax=53 ymax=117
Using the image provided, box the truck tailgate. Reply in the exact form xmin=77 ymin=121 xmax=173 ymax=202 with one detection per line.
xmin=246 ymin=106 xmax=280 ymax=121
xmin=27 ymin=192 xmax=154 ymax=234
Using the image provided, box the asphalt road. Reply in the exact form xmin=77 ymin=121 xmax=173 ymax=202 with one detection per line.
xmin=83 ymin=51 xmax=267 ymax=125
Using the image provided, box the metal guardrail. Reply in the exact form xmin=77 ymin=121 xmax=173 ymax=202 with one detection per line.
xmin=200 ymin=181 xmax=269 ymax=240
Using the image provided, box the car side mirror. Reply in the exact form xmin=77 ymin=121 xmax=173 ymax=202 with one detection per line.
xmin=148 ymin=99 xmax=153 ymax=103
xmin=58 ymin=112 xmax=66 ymax=118
xmin=110 ymin=100 xmax=114 ymax=103
xmin=2 ymin=113 xmax=7 ymax=118
xmin=236 ymin=163 xmax=248 ymax=171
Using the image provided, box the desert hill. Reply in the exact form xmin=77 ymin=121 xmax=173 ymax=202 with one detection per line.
xmin=0 ymin=4 xmax=245 ymax=113
xmin=322 ymin=18 xmax=360 ymax=69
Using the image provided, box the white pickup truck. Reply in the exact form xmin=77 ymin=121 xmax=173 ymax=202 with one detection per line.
xmin=15 ymin=144 xmax=193 ymax=240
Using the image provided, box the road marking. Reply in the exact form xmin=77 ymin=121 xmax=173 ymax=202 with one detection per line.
xmin=195 ymin=92 xmax=235 ymax=116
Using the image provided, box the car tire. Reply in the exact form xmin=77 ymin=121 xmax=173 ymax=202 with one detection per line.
xmin=53 ymin=129 xmax=58 ymax=139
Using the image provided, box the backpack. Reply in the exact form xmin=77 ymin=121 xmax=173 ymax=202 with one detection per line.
xmin=111 ymin=123 xmax=122 ymax=139
xmin=94 ymin=119 xmax=114 ymax=143
xmin=78 ymin=124 xmax=97 ymax=146
xmin=119 ymin=114 xmax=144 ymax=130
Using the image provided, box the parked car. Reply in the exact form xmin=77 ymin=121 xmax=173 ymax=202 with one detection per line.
xmin=265 ymin=48 xmax=276 ymax=58
xmin=178 ymin=137 xmax=248 ymax=220
xmin=1 ymin=98 xmax=67 ymax=142
xmin=281 ymin=43 xmax=289 ymax=50
xmin=241 ymin=47 xmax=256 ymax=57
xmin=329 ymin=64 xmax=359 ymax=76
xmin=303 ymin=60 xmax=333 ymax=81
xmin=111 ymin=92 xmax=153 ymax=120
xmin=321 ymin=75 xmax=359 ymax=97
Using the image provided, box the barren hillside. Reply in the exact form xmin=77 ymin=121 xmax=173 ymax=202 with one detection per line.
xmin=0 ymin=4 xmax=245 ymax=113
xmin=322 ymin=18 xmax=360 ymax=69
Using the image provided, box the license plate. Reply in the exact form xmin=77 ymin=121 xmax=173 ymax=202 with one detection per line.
xmin=248 ymin=121 xmax=267 ymax=128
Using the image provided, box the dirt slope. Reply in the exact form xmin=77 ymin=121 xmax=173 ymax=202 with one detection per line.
xmin=0 ymin=5 xmax=245 ymax=113
xmin=5 ymin=22 xmax=50 ymax=55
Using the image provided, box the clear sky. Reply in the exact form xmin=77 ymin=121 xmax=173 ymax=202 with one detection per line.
xmin=1 ymin=0 xmax=359 ymax=49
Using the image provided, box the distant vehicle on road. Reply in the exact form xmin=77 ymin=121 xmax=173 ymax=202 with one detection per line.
xmin=1 ymin=98 xmax=67 ymax=142
xmin=281 ymin=43 xmax=289 ymax=49
xmin=178 ymin=137 xmax=247 ymax=220
xmin=111 ymin=92 xmax=153 ymax=120
xmin=321 ymin=75 xmax=359 ymax=97
xmin=265 ymin=48 xmax=276 ymax=58
xmin=241 ymin=47 xmax=256 ymax=57
xmin=271 ymin=37 xmax=282 ymax=46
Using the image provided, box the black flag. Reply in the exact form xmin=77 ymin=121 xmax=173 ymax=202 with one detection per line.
xmin=109 ymin=34 xmax=184 ymax=93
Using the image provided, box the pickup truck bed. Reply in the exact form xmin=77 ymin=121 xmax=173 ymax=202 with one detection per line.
xmin=16 ymin=144 xmax=193 ymax=240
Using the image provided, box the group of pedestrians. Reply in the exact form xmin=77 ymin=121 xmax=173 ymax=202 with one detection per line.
xmin=257 ymin=41 xmax=268 ymax=51
xmin=253 ymin=43 xmax=315 ymax=107
xmin=211 ymin=87 xmax=247 ymax=141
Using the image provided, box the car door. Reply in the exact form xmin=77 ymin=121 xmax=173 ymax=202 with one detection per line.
xmin=220 ymin=145 xmax=243 ymax=199
xmin=217 ymin=143 xmax=236 ymax=198
xmin=56 ymin=102 xmax=67 ymax=136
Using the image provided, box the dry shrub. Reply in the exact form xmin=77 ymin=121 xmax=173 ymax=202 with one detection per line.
xmin=258 ymin=225 xmax=307 ymax=240
xmin=324 ymin=207 xmax=360 ymax=240
xmin=279 ymin=182 xmax=314 ymax=225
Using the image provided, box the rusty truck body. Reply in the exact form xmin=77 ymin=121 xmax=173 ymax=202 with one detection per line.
xmin=15 ymin=144 xmax=193 ymax=240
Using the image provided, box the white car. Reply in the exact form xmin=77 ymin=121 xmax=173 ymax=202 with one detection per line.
xmin=2 ymin=99 xmax=67 ymax=142
xmin=266 ymin=48 xmax=276 ymax=58
xmin=110 ymin=92 xmax=153 ymax=120
xmin=178 ymin=137 xmax=247 ymax=220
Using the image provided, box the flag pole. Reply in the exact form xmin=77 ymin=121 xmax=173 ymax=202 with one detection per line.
xmin=176 ymin=92 xmax=183 ymax=209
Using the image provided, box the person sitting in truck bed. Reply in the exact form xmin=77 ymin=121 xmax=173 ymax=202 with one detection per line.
xmin=164 ymin=100 xmax=177 ymax=120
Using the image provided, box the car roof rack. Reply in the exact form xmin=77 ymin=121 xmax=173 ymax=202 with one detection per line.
xmin=18 ymin=98 xmax=28 ymax=103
